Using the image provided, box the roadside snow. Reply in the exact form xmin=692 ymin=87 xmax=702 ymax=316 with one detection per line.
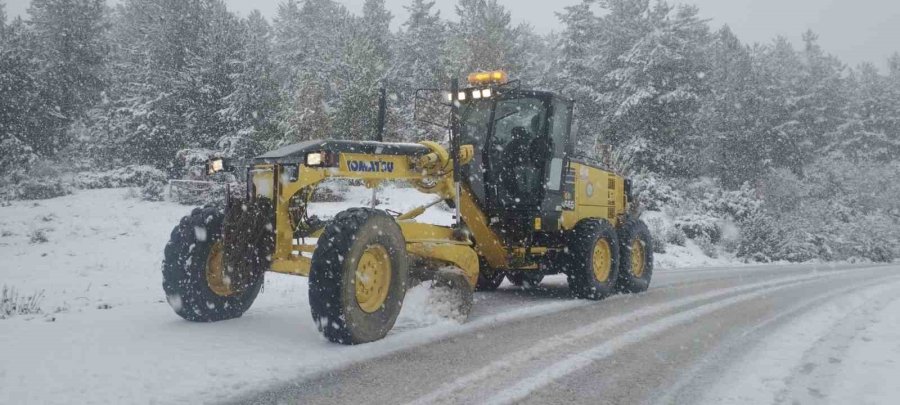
xmin=827 ymin=296 xmax=900 ymax=404
xmin=699 ymin=278 xmax=900 ymax=405
xmin=0 ymin=187 xmax=742 ymax=404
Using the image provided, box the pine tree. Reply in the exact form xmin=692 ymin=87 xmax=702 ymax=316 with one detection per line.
xmin=451 ymin=0 xmax=525 ymax=74
xmin=177 ymin=1 xmax=245 ymax=149
xmin=221 ymin=11 xmax=281 ymax=153
xmin=362 ymin=0 xmax=392 ymax=62
xmin=328 ymin=0 xmax=394 ymax=141
xmin=753 ymin=37 xmax=806 ymax=175
xmin=700 ymin=26 xmax=769 ymax=187
xmin=0 ymin=17 xmax=45 ymax=173
xmin=28 ymin=0 xmax=107 ymax=117
xmin=556 ymin=0 xmax=603 ymax=147
xmin=797 ymin=30 xmax=847 ymax=159
xmin=332 ymin=30 xmax=387 ymax=140
xmin=392 ymin=0 xmax=449 ymax=141
xmin=835 ymin=63 xmax=900 ymax=162
xmin=564 ymin=0 xmax=710 ymax=175
xmin=25 ymin=0 xmax=107 ymax=156
xmin=273 ymin=0 xmax=351 ymax=92
xmin=273 ymin=0 xmax=353 ymax=143
xmin=280 ymin=71 xmax=332 ymax=144
xmin=99 ymin=0 xmax=248 ymax=168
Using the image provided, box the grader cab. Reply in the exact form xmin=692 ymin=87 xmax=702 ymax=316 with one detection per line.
xmin=162 ymin=71 xmax=654 ymax=344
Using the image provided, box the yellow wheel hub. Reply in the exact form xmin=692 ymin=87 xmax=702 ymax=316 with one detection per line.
xmin=206 ymin=242 xmax=234 ymax=297
xmin=631 ymin=239 xmax=646 ymax=278
xmin=355 ymin=245 xmax=392 ymax=313
xmin=592 ymin=239 xmax=612 ymax=283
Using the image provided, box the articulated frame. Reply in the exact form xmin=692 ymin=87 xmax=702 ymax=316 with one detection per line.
xmin=255 ymin=142 xmax=499 ymax=288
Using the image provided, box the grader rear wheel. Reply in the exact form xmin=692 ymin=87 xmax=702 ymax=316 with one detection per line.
xmin=616 ymin=217 xmax=654 ymax=293
xmin=309 ymin=208 xmax=409 ymax=345
xmin=565 ymin=220 xmax=621 ymax=300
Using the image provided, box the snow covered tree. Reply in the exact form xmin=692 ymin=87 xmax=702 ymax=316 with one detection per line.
xmin=559 ymin=0 xmax=710 ymax=175
xmin=27 ymin=0 xmax=108 ymax=121
xmin=279 ymin=71 xmax=332 ymax=145
xmin=555 ymin=0 xmax=603 ymax=139
xmin=750 ymin=37 xmax=807 ymax=175
xmin=450 ymin=0 xmax=526 ymax=74
xmin=220 ymin=11 xmax=281 ymax=153
xmin=395 ymin=0 xmax=447 ymax=88
xmin=361 ymin=0 xmax=392 ymax=63
xmin=795 ymin=31 xmax=848 ymax=160
xmin=0 ymin=17 xmax=45 ymax=173
xmin=834 ymin=63 xmax=900 ymax=162
xmin=332 ymin=30 xmax=388 ymax=140
xmin=699 ymin=26 xmax=771 ymax=187
xmin=273 ymin=0 xmax=354 ymax=142
xmin=273 ymin=0 xmax=350 ymax=93
xmin=175 ymin=2 xmax=248 ymax=151
xmin=97 ymin=0 xmax=249 ymax=169
xmin=9 ymin=0 xmax=108 ymax=158
xmin=392 ymin=0 xmax=450 ymax=141
xmin=329 ymin=0 xmax=393 ymax=141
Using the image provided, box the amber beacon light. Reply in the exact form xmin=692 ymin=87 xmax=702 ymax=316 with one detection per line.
xmin=467 ymin=70 xmax=509 ymax=86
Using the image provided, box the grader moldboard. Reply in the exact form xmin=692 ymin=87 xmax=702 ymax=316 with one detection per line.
xmin=162 ymin=71 xmax=654 ymax=345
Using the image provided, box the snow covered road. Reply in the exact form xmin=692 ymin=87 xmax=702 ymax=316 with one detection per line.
xmin=236 ymin=264 xmax=900 ymax=405
xmin=1 ymin=189 xmax=898 ymax=404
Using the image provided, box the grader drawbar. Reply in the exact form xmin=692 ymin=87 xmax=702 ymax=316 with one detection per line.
xmin=162 ymin=71 xmax=654 ymax=344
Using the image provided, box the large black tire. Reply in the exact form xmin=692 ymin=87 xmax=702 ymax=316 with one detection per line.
xmin=565 ymin=220 xmax=621 ymax=300
xmin=162 ymin=206 xmax=264 ymax=322
xmin=474 ymin=256 xmax=505 ymax=291
xmin=616 ymin=217 xmax=654 ymax=293
xmin=507 ymin=272 xmax=544 ymax=288
xmin=309 ymin=208 xmax=409 ymax=345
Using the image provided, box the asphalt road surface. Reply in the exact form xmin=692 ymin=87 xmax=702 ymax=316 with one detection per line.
xmin=233 ymin=263 xmax=900 ymax=405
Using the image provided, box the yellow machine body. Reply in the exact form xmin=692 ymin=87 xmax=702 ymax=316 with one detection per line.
xmin=249 ymin=141 xmax=629 ymax=288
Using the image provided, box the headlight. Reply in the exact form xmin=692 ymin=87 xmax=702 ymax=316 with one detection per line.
xmin=306 ymin=152 xmax=323 ymax=166
xmin=482 ymin=88 xmax=492 ymax=98
xmin=457 ymin=91 xmax=467 ymax=101
xmin=207 ymin=158 xmax=224 ymax=175
xmin=471 ymin=89 xmax=482 ymax=99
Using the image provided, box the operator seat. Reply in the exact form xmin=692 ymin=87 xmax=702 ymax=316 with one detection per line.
xmin=500 ymin=127 xmax=542 ymax=208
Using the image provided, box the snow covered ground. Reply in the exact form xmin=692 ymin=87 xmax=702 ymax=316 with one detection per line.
xmin=700 ymin=278 xmax=900 ymax=405
xmin=0 ymin=186 xmax=759 ymax=404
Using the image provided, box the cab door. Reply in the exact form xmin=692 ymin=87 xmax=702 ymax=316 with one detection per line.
xmin=538 ymin=97 xmax=574 ymax=231
xmin=485 ymin=96 xmax=549 ymax=213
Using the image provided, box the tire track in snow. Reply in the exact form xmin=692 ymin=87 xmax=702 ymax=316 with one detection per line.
xmin=653 ymin=273 xmax=900 ymax=405
xmin=406 ymin=271 xmax=852 ymax=405
xmin=697 ymin=276 xmax=900 ymax=405
xmin=777 ymin=289 xmax=900 ymax=405
xmin=237 ymin=266 xmax=833 ymax=404
xmin=476 ymin=271 xmax=886 ymax=405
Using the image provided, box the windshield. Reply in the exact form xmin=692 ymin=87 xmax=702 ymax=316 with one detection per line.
xmin=459 ymin=99 xmax=493 ymax=147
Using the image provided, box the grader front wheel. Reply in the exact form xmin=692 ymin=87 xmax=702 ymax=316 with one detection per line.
xmin=309 ymin=208 xmax=409 ymax=345
xmin=162 ymin=206 xmax=265 ymax=322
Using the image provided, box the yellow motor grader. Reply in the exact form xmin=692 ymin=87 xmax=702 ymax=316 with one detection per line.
xmin=162 ymin=71 xmax=653 ymax=344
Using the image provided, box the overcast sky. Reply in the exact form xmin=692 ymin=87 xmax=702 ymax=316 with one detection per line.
xmin=4 ymin=0 xmax=899 ymax=70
